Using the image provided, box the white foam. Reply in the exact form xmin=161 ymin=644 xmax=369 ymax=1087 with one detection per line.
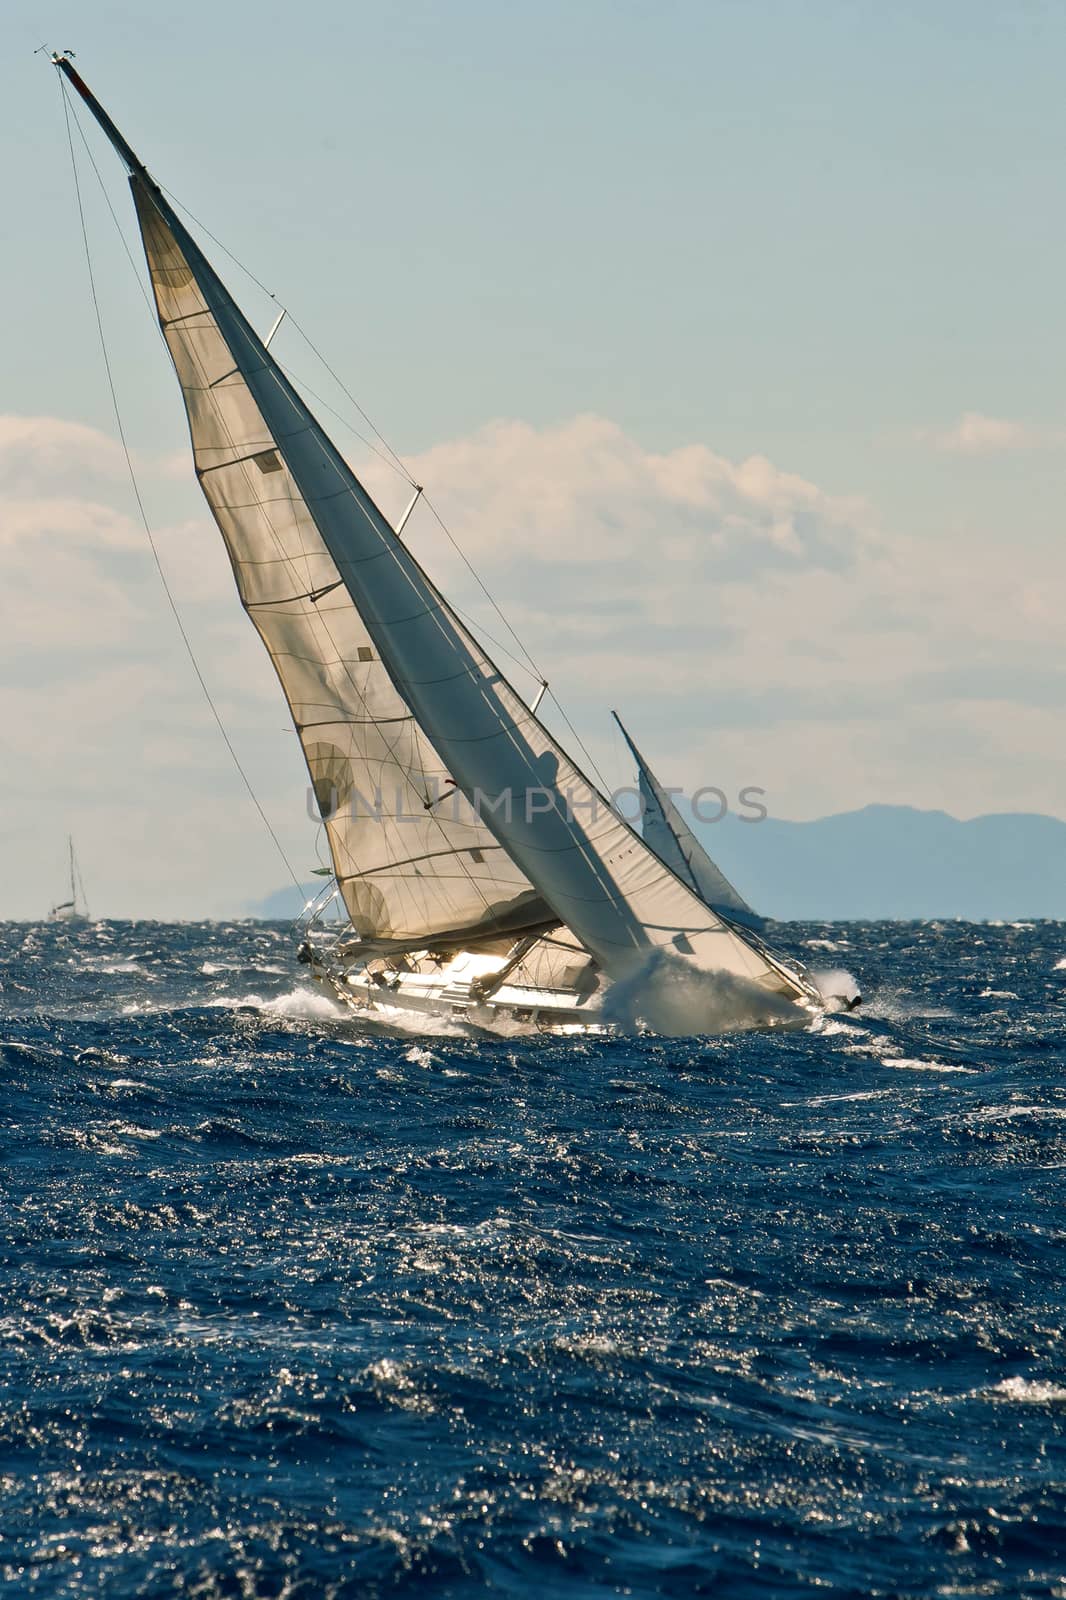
xmin=812 ymin=1016 xmax=849 ymax=1036
xmin=366 ymin=1003 xmax=494 ymax=1039
xmin=202 ymin=959 xmax=290 ymax=977
xmin=258 ymin=986 xmax=347 ymax=1022
xmin=601 ymin=949 xmax=804 ymax=1035
xmin=862 ymin=988 xmax=956 ymax=1022
xmin=82 ymin=958 xmax=149 ymax=976
xmin=209 ymin=985 xmax=345 ymax=1022
xmin=880 ymin=1056 xmax=976 ymax=1074
xmin=804 ymin=1089 xmax=890 ymax=1106
xmin=1054 ymin=958 xmax=1066 ymax=971
xmin=987 ymin=1376 xmax=1066 ymax=1404
xmin=971 ymin=1104 xmax=1066 ymax=1122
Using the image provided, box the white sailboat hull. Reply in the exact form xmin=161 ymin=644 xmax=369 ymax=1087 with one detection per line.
xmin=304 ymin=943 xmax=609 ymax=1035
xmin=300 ymin=938 xmax=823 ymax=1037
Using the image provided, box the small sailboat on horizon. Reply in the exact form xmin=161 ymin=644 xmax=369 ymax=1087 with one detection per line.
xmin=52 ymin=54 xmax=842 ymax=1035
xmin=48 ymin=836 xmax=89 ymax=924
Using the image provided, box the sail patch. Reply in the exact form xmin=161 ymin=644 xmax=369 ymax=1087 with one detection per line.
xmin=306 ymin=742 xmax=354 ymax=819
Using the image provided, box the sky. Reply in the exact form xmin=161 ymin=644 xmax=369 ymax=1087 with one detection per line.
xmin=2 ymin=0 xmax=1064 ymax=918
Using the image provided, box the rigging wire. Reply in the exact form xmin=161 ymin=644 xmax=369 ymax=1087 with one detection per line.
xmin=58 ymin=74 xmax=304 ymax=895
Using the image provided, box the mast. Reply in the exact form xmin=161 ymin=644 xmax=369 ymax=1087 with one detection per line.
xmin=53 ymin=54 xmax=148 ymax=176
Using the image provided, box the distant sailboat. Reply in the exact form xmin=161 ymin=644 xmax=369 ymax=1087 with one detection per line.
xmin=611 ymin=711 xmax=765 ymax=931
xmin=53 ymin=54 xmax=830 ymax=1034
xmin=49 ymin=836 xmax=89 ymax=923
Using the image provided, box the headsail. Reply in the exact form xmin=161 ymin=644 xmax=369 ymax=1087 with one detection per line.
xmin=64 ymin=60 xmax=812 ymax=1008
xmin=611 ymin=712 xmax=764 ymax=932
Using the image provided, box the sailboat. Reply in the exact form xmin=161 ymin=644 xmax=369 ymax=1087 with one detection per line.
xmin=55 ymin=55 xmax=829 ymax=1035
xmin=48 ymin=835 xmax=89 ymax=923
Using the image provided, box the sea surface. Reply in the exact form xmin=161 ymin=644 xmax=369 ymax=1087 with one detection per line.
xmin=2 ymin=918 xmax=1064 ymax=1598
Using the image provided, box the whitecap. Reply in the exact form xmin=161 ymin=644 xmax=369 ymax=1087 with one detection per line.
xmin=971 ymin=1104 xmax=1066 ymax=1122
xmin=208 ymin=986 xmax=344 ymax=1022
xmin=881 ymin=1056 xmax=977 ymax=1074
xmin=987 ymin=1376 xmax=1066 ymax=1404
xmin=87 ymin=960 xmax=150 ymax=976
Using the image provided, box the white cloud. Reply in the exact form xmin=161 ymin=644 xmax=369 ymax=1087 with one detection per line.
xmin=365 ymin=415 xmax=870 ymax=574
xmin=0 ymin=414 xmax=126 ymax=486
xmin=361 ymin=415 xmax=1063 ymax=816
xmin=0 ymin=495 xmax=142 ymax=550
xmin=923 ymin=411 xmax=1062 ymax=454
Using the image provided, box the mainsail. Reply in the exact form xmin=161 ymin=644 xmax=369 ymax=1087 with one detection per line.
xmin=62 ymin=59 xmax=811 ymax=1007
xmin=57 ymin=67 xmax=549 ymax=950
xmin=611 ymin=712 xmax=764 ymax=931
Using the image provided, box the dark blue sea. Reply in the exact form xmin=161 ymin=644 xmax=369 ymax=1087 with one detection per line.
xmin=2 ymin=919 xmax=1065 ymax=1598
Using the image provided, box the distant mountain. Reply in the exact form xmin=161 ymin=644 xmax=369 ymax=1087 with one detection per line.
xmin=688 ymin=805 xmax=1066 ymax=921
xmin=250 ymin=883 xmax=336 ymax=920
xmin=247 ymin=806 xmax=1066 ymax=923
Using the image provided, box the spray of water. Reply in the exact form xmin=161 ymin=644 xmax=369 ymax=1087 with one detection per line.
xmin=810 ymin=968 xmax=862 ymax=1012
xmin=601 ymin=949 xmax=807 ymax=1036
